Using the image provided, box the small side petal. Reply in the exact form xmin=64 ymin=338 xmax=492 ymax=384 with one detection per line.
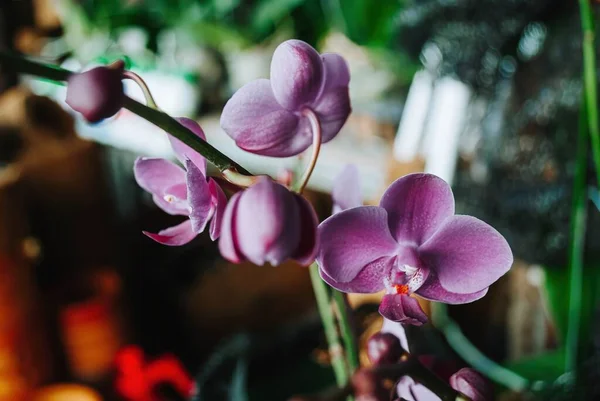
xmin=290 ymin=194 xmax=319 ymax=266
xmin=419 ymin=215 xmax=513 ymax=294
xmin=313 ymin=85 xmax=351 ymax=143
xmin=218 ymin=192 xmax=244 ymax=263
xmin=220 ymin=79 xmax=306 ymax=157
xmin=169 ymin=117 xmax=207 ymax=176
xmin=143 ymin=220 xmax=196 ymax=246
xmin=320 ymin=256 xmax=394 ymax=293
xmin=270 ymin=40 xmax=324 ymax=110
xmin=332 ymin=164 xmax=362 ymax=214
xmin=416 ymin=274 xmax=488 ymax=304
xmin=208 ymin=179 xmax=227 ymax=241
xmin=379 ymin=294 xmax=428 ymax=326
xmin=379 ymin=173 xmax=455 ymax=245
xmin=134 ymin=157 xmax=186 ymax=195
xmin=317 ymin=206 xmax=398 ymax=284
xmin=320 ymin=53 xmax=350 ymax=93
xmin=186 ymin=160 xmax=212 ymax=234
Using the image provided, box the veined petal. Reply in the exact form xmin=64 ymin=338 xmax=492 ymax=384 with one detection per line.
xmin=416 ymin=274 xmax=488 ymax=304
xmin=186 ymin=159 xmax=212 ymax=234
xmin=317 ymin=206 xmax=398 ymax=284
xmin=290 ymin=194 xmax=319 ymax=266
xmin=320 ymin=256 xmax=394 ymax=293
xmin=143 ymin=220 xmax=196 ymax=246
xmin=379 ymin=294 xmax=428 ymax=326
xmin=134 ymin=157 xmax=186 ymax=195
xmin=419 ymin=215 xmax=513 ymax=294
xmin=169 ymin=117 xmax=207 ymax=176
xmin=270 ymin=40 xmax=324 ymax=110
xmin=218 ymin=192 xmax=244 ymax=263
xmin=379 ymin=173 xmax=455 ymax=245
xmin=208 ymin=178 xmax=227 ymax=241
xmin=332 ymin=164 xmax=362 ymax=214
xmin=236 ymin=178 xmax=300 ymax=266
xmin=220 ymin=79 xmax=305 ymax=157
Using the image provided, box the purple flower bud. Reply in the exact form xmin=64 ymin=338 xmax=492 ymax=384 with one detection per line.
xmin=351 ymin=369 xmax=387 ymax=401
xmin=449 ymin=368 xmax=492 ymax=401
xmin=221 ymin=39 xmax=351 ymax=157
xmin=367 ymin=332 xmax=403 ymax=366
xmin=218 ymin=177 xmax=318 ymax=266
xmin=66 ymin=63 xmax=125 ymax=123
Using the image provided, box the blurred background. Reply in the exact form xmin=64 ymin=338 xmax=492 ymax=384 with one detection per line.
xmin=0 ymin=0 xmax=598 ymax=400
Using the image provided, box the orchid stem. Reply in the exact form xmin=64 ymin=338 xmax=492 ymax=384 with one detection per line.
xmin=122 ymin=70 xmax=159 ymax=110
xmin=331 ymin=290 xmax=359 ymax=373
xmin=296 ymin=108 xmax=322 ymax=193
xmin=309 ymin=263 xmax=349 ymax=387
xmin=0 ymin=51 xmax=251 ymax=175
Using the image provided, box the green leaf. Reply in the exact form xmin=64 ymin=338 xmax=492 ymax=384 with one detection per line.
xmin=251 ymin=0 xmax=306 ymax=39
xmin=505 ymin=348 xmax=565 ymax=382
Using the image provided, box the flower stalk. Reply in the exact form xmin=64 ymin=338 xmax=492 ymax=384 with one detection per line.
xmin=295 ymin=108 xmax=322 ymax=193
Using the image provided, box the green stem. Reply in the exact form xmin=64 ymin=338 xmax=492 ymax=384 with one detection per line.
xmin=331 ymin=290 xmax=359 ymax=373
xmin=309 ymin=263 xmax=349 ymax=386
xmin=578 ymin=0 xmax=600 ymax=189
xmin=565 ymin=101 xmax=589 ymax=373
xmin=0 ymin=51 xmax=250 ymax=174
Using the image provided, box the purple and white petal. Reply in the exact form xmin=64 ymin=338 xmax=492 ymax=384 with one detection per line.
xmin=186 ymin=159 xmax=212 ymax=234
xmin=419 ymin=215 xmax=513 ymax=294
xmin=381 ymin=318 xmax=409 ymax=351
xmin=152 ymin=181 xmax=189 ymax=216
xmin=169 ymin=117 xmax=207 ymax=175
xmin=396 ymin=376 xmax=440 ymax=401
xmin=208 ymin=178 xmax=228 ymax=241
xmin=290 ymin=194 xmax=319 ymax=266
xmin=143 ymin=220 xmax=196 ymax=246
xmin=320 ymin=256 xmax=394 ymax=293
xmin=379 ymin=173 xmax=455 ymax=245
xmin=218 ymin=192 xmax=244 ymax=263
xmin=450 ymin=368 xmax=492 ymax=401
xmin=332 ymin=164 xmax=362 ymax=214
xmin=415 ymin=273 xmax=489 ymax=304
xmin=134 ymin=157 xmax=186 ymax=195
xmin=270 ymin=40 xmax=324 ymax=110
xmin=379 ymin=294 xmax=428 ymax=326
xmin=317 ymin=206 xmax=399 ymax=283
xmin=220 ymin=79 xmax=306 ymax=157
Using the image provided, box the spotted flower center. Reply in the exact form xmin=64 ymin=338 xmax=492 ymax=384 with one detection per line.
xmin=385 ymin=264 xmax=428 ymax=296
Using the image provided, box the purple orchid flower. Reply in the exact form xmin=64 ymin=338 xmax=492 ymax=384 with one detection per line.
xmin=134 ymin=118 xmax=227 ymax=246
xmin=220 ymin=39 xmax=351 ymax=157
xmin=449 ymin=368 xmax=492 ymax=401
xmin=317 ymin=173 xmax=513 ymax=325
xmin=218 ymin=177 xmax=318 ymax=266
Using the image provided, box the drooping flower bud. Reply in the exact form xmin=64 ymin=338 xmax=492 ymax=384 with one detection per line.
xmin=66 ymin=62 xmax=125 ymax=123
xmin=367 ymin=332 xmax=403 ymax=366
xmin=351 ymin=369 xmax=387 ymax=401
xmin=218 ymin=177 xmax=318 ymax=266
xmin=449 ymin=368 xmax=492 ymax=401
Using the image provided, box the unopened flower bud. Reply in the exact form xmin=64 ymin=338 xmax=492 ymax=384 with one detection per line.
xmin=449 ymin=368 xmax=492 ymax=401
xmin=351 ymin=369 xmax=387 ymax=401
xmin=367 ymin=332 xmax=403 ymax=366
xmin=66 ymin=62 xmax=125 ymax=123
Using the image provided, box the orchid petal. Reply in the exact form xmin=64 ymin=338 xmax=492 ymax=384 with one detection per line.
xmin=290 ymin=194 xmax=319 ymax=266
xmin=320 ymin=53 xmax=350 ymax=94
xmin=332 ymin=164 xmax=362 ymax=214
xmin=186 ymin=159 xmax=212 ymax=234
xmin=134 ymin=157 xmax=186 ymax=196
xmin=270 ymin=40 xmax=323 ymax=110
xmin=419 ymin=215 xmax=513 ymax=294
xmin=381 ymin=318 xmax=409 ymax=351
xmin=379 ymin=294 xmax=428 ymax=326
xmin=152 ymin=182 xmax=189 ymax=216
xmin=379 ymin=173 xmax=455 ymax=245
xmin=396 ymin=376 xmax=440 ymax=401
xmin=320 ymin=256 xmax=394 ymax=293
xmin=450 ymin=368 xmax=491 ymax=401
xmin=416 ymin=274 xmax=488 ymax=304
xmin=218 ymin=192 xmax=244 ymax=263
xmin=317 ymin=206 xmax=399 ymax=283
xmin=143 ymin=220 xmax=196 ymax=246
xmin=169 ymin=117 xmax=207 ymax=176
xmin=208 ymin=178 xmax=227 ymax=241
xmin=235 ymin=178 xmax=300 ymax=266
xmin=220 ymin=79 xmax=309 ymax=157
xmin=313 ymin=85 xmax=351 ymax=143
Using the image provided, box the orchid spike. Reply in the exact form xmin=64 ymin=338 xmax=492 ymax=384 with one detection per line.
xmin=317 ymin=173 xmax=513 ymax=324
xmin=134 ymin=118 xmax=226 ymax=245
xmin=220 ymin=39 xmax=351 ymax=157
xmin=218 ymin=177 xmax=318 ymax=266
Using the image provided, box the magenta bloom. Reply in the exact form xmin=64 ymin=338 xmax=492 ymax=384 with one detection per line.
xmin=317 ymin=173 xmax=513 ymax=324
xmin=219 ymin=177 xmax=318 ymax=266
xmin=220 ymin=39 xmax=351 ymax=157
xmin=449 ymin=368 xmax=492 ymax=401
xmin=134 ymin=118 xmax=227 ymax=246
